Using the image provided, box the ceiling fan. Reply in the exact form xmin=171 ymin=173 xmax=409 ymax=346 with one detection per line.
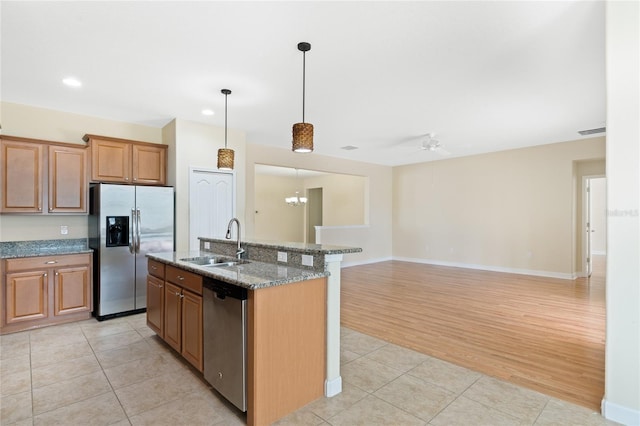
xmin=420 ymin=133 xmax=450 ymax=156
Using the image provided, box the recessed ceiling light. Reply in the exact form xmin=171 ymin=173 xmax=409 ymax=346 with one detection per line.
xmin=201 ymin=109 xmax=214 ymax=116
xmin=62 ymin=77 xmax=82 ymax=87
xmin=341 ymin=145 xmax=359 ymax=150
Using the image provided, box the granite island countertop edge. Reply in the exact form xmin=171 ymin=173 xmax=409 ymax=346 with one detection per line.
xmin=147 ymin=251 xmax=329 ymax=290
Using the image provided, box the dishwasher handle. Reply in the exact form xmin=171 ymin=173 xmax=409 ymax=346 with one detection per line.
xmin=203 ymin=277 xmax=247 ymax=300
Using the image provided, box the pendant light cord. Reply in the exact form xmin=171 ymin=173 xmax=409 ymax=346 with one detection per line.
xmin=302 ymin=50 xmax=306 ymax=123
xmin=224 ymin=92 xmax=228 ymax=148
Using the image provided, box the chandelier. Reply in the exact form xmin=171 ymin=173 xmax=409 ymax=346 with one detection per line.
xmin=285 ymin=169 xmax=307 ymax=206
xmin=285 ymin=191 xmax=307 ymax=207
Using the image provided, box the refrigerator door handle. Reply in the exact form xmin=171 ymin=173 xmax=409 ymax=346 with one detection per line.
xmin=135 ymin=209 xmax=142 ymax=253
xmin=129 ymin=208 xmax=136 ymax=254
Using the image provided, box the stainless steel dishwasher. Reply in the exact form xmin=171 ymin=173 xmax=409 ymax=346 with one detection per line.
xmin=203 ymin=277 xmax=247 ymax=412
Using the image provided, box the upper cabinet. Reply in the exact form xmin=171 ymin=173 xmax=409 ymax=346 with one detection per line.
xmin=84 ymin=134 xmax=167 ymax=185
xmin=48 ymin=145 xmax=87 ymax=213
xmin=0 ymin=136 xmax=87 ymax=214
xmin=1 ymin=138 xmax=44 ymax=213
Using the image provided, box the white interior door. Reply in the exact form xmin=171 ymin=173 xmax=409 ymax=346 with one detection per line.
xmin=189 ymin=168 xmax=234 ymax=251
xmin=586 ymin=179 xmax=593 ymax=277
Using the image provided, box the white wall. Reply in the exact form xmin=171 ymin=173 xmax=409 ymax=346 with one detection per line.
xmin=0 ymin=102 xmax=162 ymax=241
xmin=165 ymin=119 xmax=246 ymax=252
xmin=392 ymin=137 xmax=605 ymax=278
xmin=602 ymin=1 xmax=640 ymax=424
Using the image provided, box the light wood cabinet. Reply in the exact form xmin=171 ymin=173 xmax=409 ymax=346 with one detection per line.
xmin=146 ymin=260 xmax=165 ymax=336
xmin=1 ymin=253 xmax=93 ymax=334
xmin=48 ymin=144 xmax=87 ymax=213
xmin=152 ymin=263 xmax=203 ymax=371
xmin=163 ymin=281 xmax=183 ymax=352
xmin=0 ymin=136 xmax=88 ymax=214
xmin=1 ymin=138 xmax=44 ymax=213
xmin=181 ymin=289 xmax=203 ymax=370
xmin=84 ymin=134 xmax=167 ymax=185
xmin=5 ymin=270 xmax=48 ymax=323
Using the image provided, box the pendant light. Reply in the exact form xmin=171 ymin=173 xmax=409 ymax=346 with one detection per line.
xmin=217 ymin=89 xmax=234 ymax=170
xmin=292 ymin=42 xmax=313 ymax=153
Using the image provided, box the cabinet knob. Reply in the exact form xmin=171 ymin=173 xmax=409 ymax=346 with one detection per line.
xmin=55 ymin=272 xmax=59 ymax=276
xmin=180 ymin=294 xmax=184 ymax=299
xmin=43 ymin=273 xmax=47 ymax=277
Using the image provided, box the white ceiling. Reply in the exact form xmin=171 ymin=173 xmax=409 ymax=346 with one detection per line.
xmin=1 ymin=1 xmax=605 ymax=166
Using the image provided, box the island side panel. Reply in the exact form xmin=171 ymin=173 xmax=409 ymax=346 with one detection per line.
xmin=247 ymin=278 xmax=327 ymax=426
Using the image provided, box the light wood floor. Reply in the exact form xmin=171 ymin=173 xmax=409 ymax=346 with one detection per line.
xmin=340 ymin=256 xmax=606 ymax=411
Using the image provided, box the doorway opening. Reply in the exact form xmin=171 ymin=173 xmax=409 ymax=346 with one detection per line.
xmin=583 ymin=176 xmax=607 ymax=278
xmin=306 ymin=187 xmax=323 ymax=243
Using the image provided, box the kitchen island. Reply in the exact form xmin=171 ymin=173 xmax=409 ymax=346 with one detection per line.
xmin=147 ymin=238 xmax=361 ymax=426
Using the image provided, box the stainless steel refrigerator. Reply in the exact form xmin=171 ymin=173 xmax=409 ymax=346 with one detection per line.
xmin=89 ymin=183 xmax=174 ymax=320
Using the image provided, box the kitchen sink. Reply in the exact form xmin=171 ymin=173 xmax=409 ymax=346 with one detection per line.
xmin=180 ymin=256 xmax=248 ymax=267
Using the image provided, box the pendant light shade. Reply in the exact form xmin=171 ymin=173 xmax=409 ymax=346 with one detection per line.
xmin=217 ymin=89 xmax=235 ymax=170
xmin=292 ymin=42 xmax=314 ymax=153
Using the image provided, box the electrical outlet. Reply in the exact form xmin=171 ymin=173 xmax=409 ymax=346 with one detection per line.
xmin=277 ymin=251 xmax=288 ymax=262
xmin=302 ymin=254 xmax=314 ymax=266
xmin=60 ymin=226 xmax=68 ymax=235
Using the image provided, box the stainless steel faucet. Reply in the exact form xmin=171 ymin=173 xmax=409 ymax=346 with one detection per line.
xmin=226 ymin=218 xmax=245 ymax=259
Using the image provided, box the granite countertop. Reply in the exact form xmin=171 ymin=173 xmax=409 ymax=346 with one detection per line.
xmin=0 ymin=239 xmax=93 ymax=259
xmin=199 ymin=237 xmax=363 ymax=255
xmin=148 ymin=251 xmax=329 ymax=290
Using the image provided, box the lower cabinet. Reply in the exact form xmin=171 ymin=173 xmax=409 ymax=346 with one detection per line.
xmin=147 ymin=261 xmax=203 ymax=372
xmin=2 ymin=253 xmax=92 ymax=333
xmin=146 ymin=275 xmax=164 ymax=336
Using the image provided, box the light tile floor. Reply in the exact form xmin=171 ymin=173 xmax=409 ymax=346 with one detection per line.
xmin=0 ymin=314 xmax=618 ymax=425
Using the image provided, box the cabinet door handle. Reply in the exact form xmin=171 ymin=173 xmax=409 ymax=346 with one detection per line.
xmin=177 ymin=276 xmax=184 ymax=281
xmin=179 ymin=294 xmax=184 ymax=299
xmin=159 ymin=285 xmax=163 ymax=288
xmin=44 ymin=260 xmax=58 ymax=264
xmin=151 ymin=265 xmax=157 ymax=270
xmin=175 ymin=292 xmax=181 ymax=297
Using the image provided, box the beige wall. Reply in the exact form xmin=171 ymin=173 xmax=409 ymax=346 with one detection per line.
xmin=254 ymin=175 xmax=305 ymax=242
xmin=304 ymin=173 xmax=366 ymax=226
xmin=0 ymin=102 xmax=163 ymax=242
xmin=253 ymin=171 xmax=367 ymax=244
xmin=166 ymin=119 xmax=246 ymax=252
xmin=393 ymin=137 xmax=605 ymax=278
xmin=245 ymin=143 xmax=392 ymax=264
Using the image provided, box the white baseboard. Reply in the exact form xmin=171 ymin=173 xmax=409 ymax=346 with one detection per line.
xmin=602 ymin=398 xmax=640 ymax=426
xmin=341 ymin=256 xmax=392 ymax=268
xmin=325 ymin=376 xmax=342 ymax=397
xmin=392 ymin=256 xmax=576 ymax=280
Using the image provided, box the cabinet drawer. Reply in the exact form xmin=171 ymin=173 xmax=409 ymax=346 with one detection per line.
xmin=148 ymin=259 xmax=166 ymax=279
xmin=6 ymin=253 xmax=91 ymax=272
xmin=166 ymin=266 xmax=202 ymax=295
